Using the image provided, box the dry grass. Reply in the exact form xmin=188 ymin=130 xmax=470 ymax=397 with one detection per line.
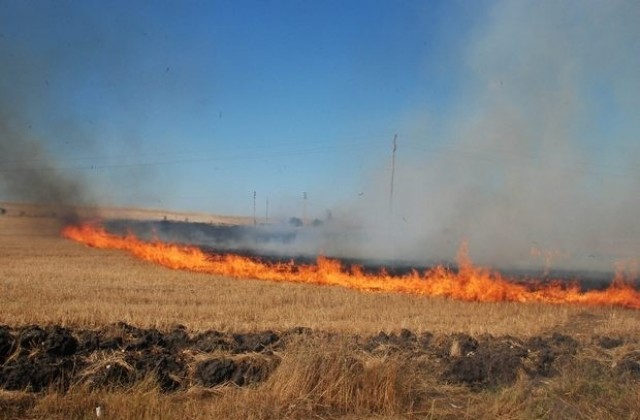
xmin=4 ymin=335 xmax=639 ymax=419
xmin=2 ymin=215 xmax=639 ymax=337
xmin=480 ymin=353 xmax=640 ymax=420
xmin=0 ymin=201 xmax=251 ymax=225
xmin=1 ymin=212 xmax=639 ymax=419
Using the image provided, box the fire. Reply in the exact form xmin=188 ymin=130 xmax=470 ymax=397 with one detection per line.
xmin=61 ymin=223 xmax=640 ymax=310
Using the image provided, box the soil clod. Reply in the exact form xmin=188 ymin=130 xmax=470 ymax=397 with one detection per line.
xmin=0 ymin=324 xmax=636 ymax=393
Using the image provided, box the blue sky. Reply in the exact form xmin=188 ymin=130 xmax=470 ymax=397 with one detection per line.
xmin=1 ymin=0 xmax=488 ymax=216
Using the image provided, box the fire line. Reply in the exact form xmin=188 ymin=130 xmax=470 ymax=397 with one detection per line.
xmin=61 ymin=223 xmax=640 ymax=310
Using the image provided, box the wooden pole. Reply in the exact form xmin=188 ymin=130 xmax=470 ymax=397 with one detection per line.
xmin=389 ymin=134 xmax=397 ymax=217
xmin=303 ymin=192 xmax=307 ymax=224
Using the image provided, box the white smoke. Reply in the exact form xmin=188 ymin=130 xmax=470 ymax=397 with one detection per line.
xmin=346 ymin=0 xmax=640 ymax=272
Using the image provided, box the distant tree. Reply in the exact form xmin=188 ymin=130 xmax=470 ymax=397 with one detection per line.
xmin=0 ymin=208 xmax=5 ymax=215
xmin=288 ymin=217 xmax=303 ymax=227
xmin=311 ymin=218 xmax=323 ymax=227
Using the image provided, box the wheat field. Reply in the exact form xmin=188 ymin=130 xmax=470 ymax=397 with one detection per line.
xmin=1 ymin=209 xmax=639 ymax=419
xmin=2 ymin=214 xmax=639 ymax=337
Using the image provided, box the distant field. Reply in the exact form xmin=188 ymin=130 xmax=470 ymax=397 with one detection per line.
xmin=0 ymin=201 xmax=252 ymax=225
xmin=2 ymin=211 xmax=639 ymax=336
xmin=0 ymin=209 xmax=639 ymax=419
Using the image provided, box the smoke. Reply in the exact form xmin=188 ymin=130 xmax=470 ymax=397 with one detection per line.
xmin=345 ymin=0 xmax=640 ymax=272
xmin=0 ymin=49 xmax=87 ymax=220
xmin=0 ymin=115 xmax=91 ymax=222
xmin=105 ymin=0 xmax=640 ymax=276
xmin=0 ymin=20 xmax=92 ymax=222
xmin=0 ymin=2 xmax=150 ymax=221
xmin=2 ymin=1 xmax=638 ymax=274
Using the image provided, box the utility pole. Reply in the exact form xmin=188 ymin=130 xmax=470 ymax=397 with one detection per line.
xmin=265 ymin=197 xmax=269 ymax=223
xmin=389 ymin=134 xmax=397 ymax=217
xmin=253 ymin=191 xmax=257 ymax=225
xmin=303 ymin=192 xmax=308 ymax=224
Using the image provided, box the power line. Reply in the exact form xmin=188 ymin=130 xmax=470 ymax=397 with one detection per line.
xmin=0 ymin=135 xmax=391 ymax=166
xmin=403 ymin=143 xmax=640 ymax=182
xmin=3 ymin=134 xmax=635 ymax=184
xmin=0 ymin=137 xmax=390 ymax=173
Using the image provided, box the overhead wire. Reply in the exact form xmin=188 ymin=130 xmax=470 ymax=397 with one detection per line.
xmin=0 ymin=136 xmax=390 ymax=173
xmin=2 ymin=134 xmax=637 ymax=183
xmin=403 ymin=142 xmax=639 ymax=182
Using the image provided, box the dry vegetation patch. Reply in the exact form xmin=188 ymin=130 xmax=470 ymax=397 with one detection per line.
xmin=1 ymin=214 xmax=639 ymax=418
xmin=2 ymin=216 xmax=638 ymax=337
xmin=0 ymin=323 xmax=638 ymax=419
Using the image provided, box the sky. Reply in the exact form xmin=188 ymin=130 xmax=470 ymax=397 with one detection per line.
xmin=1 ymin=0 xmax=640 ymax=271
xmin=0 ymin=0 xmax=484 ymax=215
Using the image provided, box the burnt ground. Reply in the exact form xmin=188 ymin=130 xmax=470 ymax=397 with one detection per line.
xmin=0 ymin=323 xmax=638 ymax=394
xmin=104 ymin=219 xmax=615 ymax=290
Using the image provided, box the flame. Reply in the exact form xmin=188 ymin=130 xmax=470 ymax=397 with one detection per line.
xmin=61 ymin=223 xmax=640 ymax=310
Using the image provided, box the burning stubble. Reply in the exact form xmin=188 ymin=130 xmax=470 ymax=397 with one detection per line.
xmin=62 ymin=223 xmax=640 ymax=310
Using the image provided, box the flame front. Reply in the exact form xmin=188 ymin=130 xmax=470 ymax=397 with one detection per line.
xmin=61 ymin=223 xmax=640 ymax=310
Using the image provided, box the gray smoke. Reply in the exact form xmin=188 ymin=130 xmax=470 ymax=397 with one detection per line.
xmin=2 ymin=1 xmax=638 ymax=275
xmin=343 ymin=0 xmax=640 ymax=273
xmin=0 ymin=2 xmax=133 ymax=221
xmin=0 ymin=36 xmax=91 ymax=220
xmin=0 ymin=114 xmax=90 ymax=221
xmin=109 ymin=0 xmax=640 ymax=276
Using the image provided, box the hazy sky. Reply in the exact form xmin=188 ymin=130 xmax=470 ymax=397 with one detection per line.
xmin=2 ymin=0 xmax=639 ymax=270
xmin=0 ymin=0 xmax=485 ymax=216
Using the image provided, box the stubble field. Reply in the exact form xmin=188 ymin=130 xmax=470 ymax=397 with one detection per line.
xmin=0 ymin=210 xmax=639 ymax=419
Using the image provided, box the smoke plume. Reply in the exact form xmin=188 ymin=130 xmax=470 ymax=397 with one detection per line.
xmin=349 ymin=0 xmax=640 ymax=273
xmin=0 ymin=6 xmax=95 ymax=221
xmin=0 ymin=115 xmax=90 ymax=222
xmin=97 ymin=1 xmax=640 ymax=276
xmin=2 ymin=1 xmax=638 ymax=275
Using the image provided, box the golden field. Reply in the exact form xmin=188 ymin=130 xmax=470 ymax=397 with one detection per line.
xmin=0 ymin=207 xmax=639 ymax=419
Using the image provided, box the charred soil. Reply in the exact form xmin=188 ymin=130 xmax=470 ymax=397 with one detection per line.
xmin=0 ymin=323 xmax=638 ymax=394
xmin=1 ymin=323 xmax=639 ymax=419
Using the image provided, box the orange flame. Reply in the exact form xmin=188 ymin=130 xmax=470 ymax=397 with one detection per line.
xmin=61 ymin=223 xmax=640 ymax=310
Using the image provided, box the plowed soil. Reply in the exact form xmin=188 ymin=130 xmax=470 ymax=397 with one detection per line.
xmin=1 ymin=323 xmax=638 ymax=394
